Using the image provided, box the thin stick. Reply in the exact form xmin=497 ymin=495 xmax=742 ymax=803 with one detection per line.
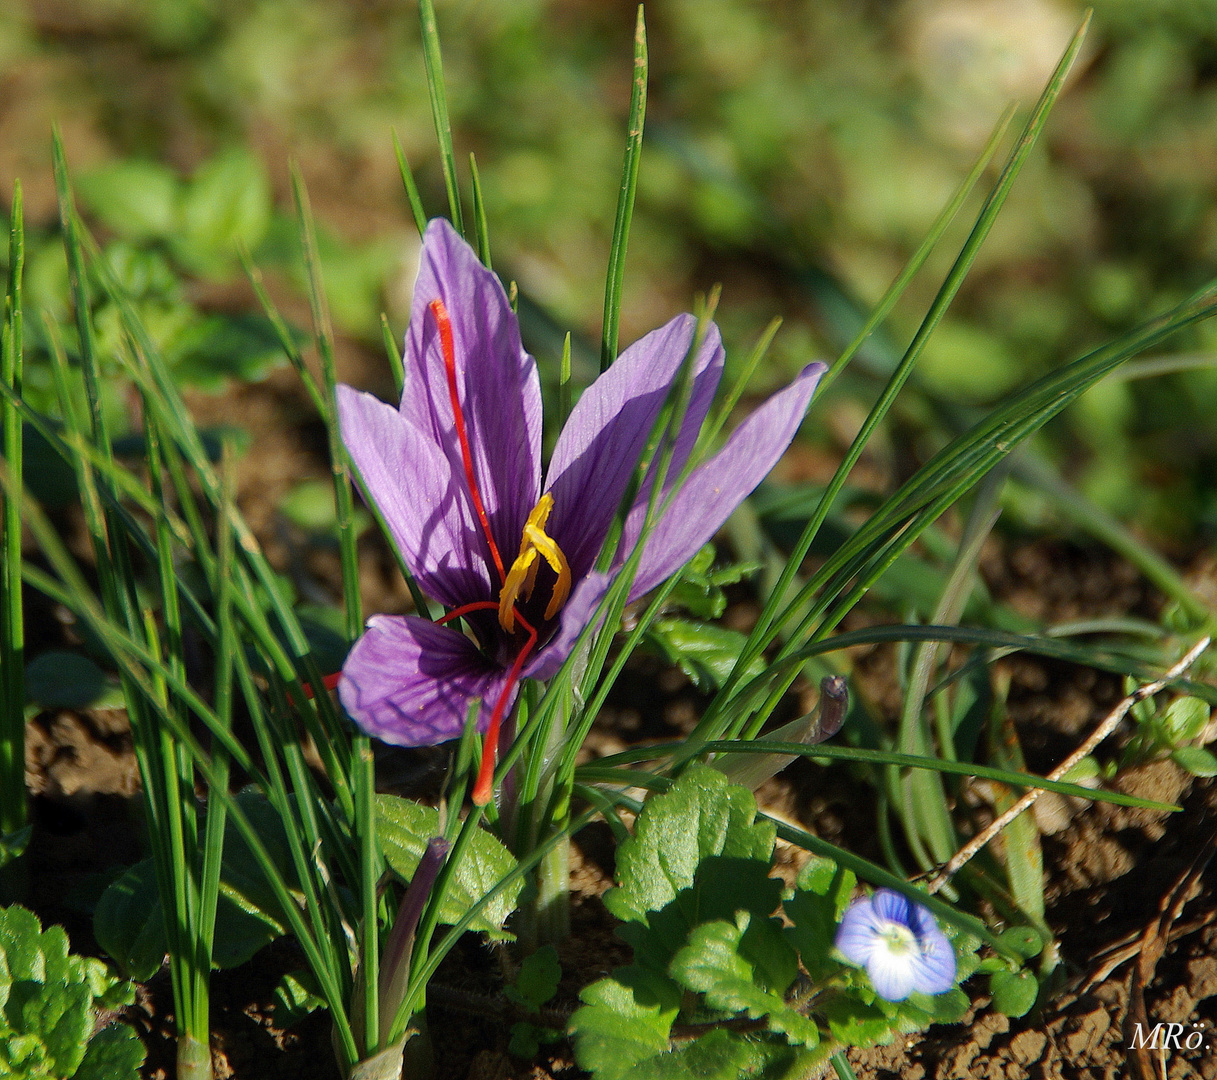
xmin=926 ymin=635 xmax=1211 ymax=895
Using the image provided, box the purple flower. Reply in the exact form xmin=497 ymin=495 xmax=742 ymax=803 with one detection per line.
xmin=835 ymin=889 xmax=957 ymax=1001
xmin=336 ymin=218 xmax=825 ymax=769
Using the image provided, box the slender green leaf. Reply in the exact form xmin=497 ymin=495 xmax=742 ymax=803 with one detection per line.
xmin=392 ymin=129 xmax=429 ymax=237
xmin=418 ymin=0 xmax=463 ymax=234
xmin=600 ymin=5 xmax=647 ymax=372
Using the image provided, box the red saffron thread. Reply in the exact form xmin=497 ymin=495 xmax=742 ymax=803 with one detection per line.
xmin=430 ymin=298 xmax=506 ymax=584
xmin=436 ymin=599 xmax=502 ymax=626
xmin=437 ymin=599 xmax=537 ymax=807
xmin=299 ymin=670 xmax=343 ymax=703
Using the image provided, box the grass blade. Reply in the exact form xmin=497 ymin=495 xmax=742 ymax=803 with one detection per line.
xmin=0 ymin=181 xmax=25 ymax=852
xmin=393 ymin=129 xmax=429 ymax=237
xmin=291 ymin=165 xmax=362 ymax=642
xmin=600 ymin=4 xmax=647 ymax=372
xmin=418 ymin=0 xmax=464 ymax=234
xmin=700 ymin=100 xmax=1020 ymax=731
xmin=381 ymin=313 xmax=405 ymax=400
xmin=469 ymin=152 xmax=491 ymax=267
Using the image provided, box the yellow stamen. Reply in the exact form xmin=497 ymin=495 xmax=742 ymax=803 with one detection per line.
xmin=498 ymin=494 xmax=572 ymax=632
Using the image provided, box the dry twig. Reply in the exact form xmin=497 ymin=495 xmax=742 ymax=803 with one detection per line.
xmin=926 ymin=636 xmax=1210 ymax=896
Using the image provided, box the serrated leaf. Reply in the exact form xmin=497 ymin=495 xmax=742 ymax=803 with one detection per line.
xmin=73 ymin=1022 xmax=147 ymax=1080
xmin=605 ymin=766 xmax=775 ymax=926
xmin=991 ymin=969 xmax=1039 ymax=1018
xmin=375 ymin=795 xmax=521 ymax=938
xmin=617 ymin=1028 xmax=779 ymax=1080
xmin=38 ymin=924 xmax=71 ymax=993
xmin=618 ymin=856 xmax=784 ymax=975
xmin=664 ymin=545 xmax=761 ymax=621
xmin=13 ymin=979 xmax=92 ymax=1076
xmin=570 ymin=968 xmax=680 ymax=1080
xmin=645 ymin=619 xmax=765 ymax=690
xmin=0 ymin=905 xmax=47 ymax=984
xmin=271 ymin=971 xmax=326 ymax=1029
xmin=0 ymin=1032 xmax=46 ymax=1072
xmin=69 ymin=955 xmax=121 ymax=1004
xmin=669 ymin=915 xmax=818 ymax=1047
xmin=785 ymin=856 xmax=856 ymax=981
xmin=821 ymin=993 xmax=893 ymax=1048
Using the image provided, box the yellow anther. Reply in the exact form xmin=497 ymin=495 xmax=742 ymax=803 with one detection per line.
xmin=498 ymin=494 xmax=572 ymax=631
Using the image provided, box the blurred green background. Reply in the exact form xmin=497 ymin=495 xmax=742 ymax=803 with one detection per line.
xmin=4 ymin=0 xmax=1217 ymax=547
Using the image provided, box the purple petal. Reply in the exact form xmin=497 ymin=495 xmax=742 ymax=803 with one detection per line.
xmin=871 ymin=888 xmax=914 ymax=926
xmin=339 ymin=615 xmax=510 ymax=747
xmin=909 ymin=926 xmax=957 ymax=995
xmin=337 ymin=385 xmax=494 ymax=608
xmin=401 ymin=218 xmax=542 ymax=562
xmin=623 ymin=361 xmax=827 ymax=599
xmin=544 ymin=316 xmax=725 ymax=581
xmin=834 ymin=896 xmax=883 ymax=965
xmin=523 ymin=571 xmax=614 ymax=680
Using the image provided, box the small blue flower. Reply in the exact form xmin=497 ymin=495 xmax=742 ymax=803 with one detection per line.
xmin=835 ymin=889 xmax=957 ymax=1001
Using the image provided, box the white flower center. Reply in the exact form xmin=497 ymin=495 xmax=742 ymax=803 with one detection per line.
xmin=877 ymin=920 xmax=918 ymax=958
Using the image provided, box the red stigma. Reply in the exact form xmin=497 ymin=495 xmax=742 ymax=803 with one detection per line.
xmin=298 ymin=670 xmax=343 ymax=703
xmin=430 ymin=298 xmax=506 ymax=584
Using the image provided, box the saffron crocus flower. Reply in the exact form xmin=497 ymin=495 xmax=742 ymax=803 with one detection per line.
xmin=835 ymin=889 xmax=957 ymax=1001
xmin=336 ymin=218 xmax=825 ymax=801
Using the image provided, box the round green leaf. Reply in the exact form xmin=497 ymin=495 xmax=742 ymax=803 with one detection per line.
xmin=996 ymin=925 xmax=1044 ymax=960
xmin=1171 ymin=745 xmax=1217 ymax=777
xmin=1162 ymin=697 xmax=1210 ymax=744
xmin=990 ymin=969 xmax=1038 ymax=1018
xmin=24 ymin=652 xmax=112 ymax=710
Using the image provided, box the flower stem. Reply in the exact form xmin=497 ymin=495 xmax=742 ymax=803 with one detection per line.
xmin=517 ymin=830 xmax=570 ymax=954
xmin=176 ymin=1033 xmax=212 ymax=1080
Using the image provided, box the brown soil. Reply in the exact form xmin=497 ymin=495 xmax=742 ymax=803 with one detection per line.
xmin=24 ymin=672 xmax=1217 ymax=1080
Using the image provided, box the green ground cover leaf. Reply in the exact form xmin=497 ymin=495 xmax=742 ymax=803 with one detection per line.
xmin=174 ymin=149 xmax=271 ymax=276
xmin=23 ymin=651 xmax=116 ymax=710
xmin=270 ymin=971 xmax=326 ymax=1029
xmin=990 ymin=969 xmax=1038 ymax=1018
xmin=569 ymin=968 xmax=681 ymax=1080
xmin=79 ymin=160 xmax=180 ymax=242
xmin=0 ymin=905 xmax=143 ymax=1079
xmin=644 ymin=619 xmax=765 ymax=691
xmin=669 ymin=914 xmax=819 ymax=1047
xmin=783 ymin=855 xmax=857 ymax=982
xmin=72 ymin=1023 xmax=146 ymax=1080
xmin=506 ymin=944 xmax=561 ymax=1012
xmin=94 ymin=856 xmax=284 ymax=979
xmin=375 ymin=794 xmax=521 ymax=938
xmin=604 ymin=765 xmax=776 ymax=926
